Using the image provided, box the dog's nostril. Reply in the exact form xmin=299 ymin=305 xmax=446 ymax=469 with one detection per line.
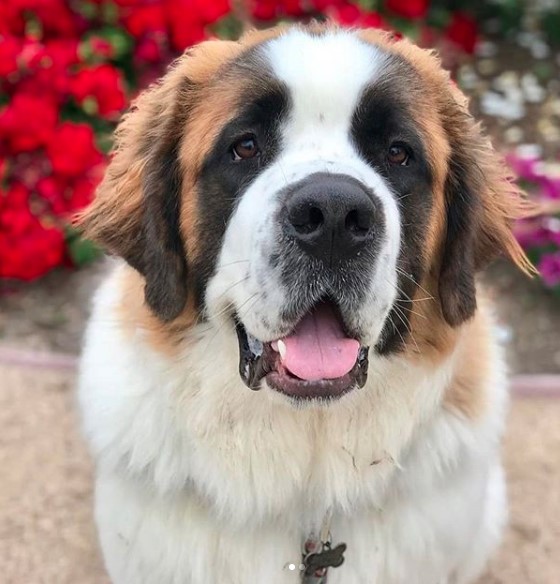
xmin=291 ymin=205 xmax=324 ymax=235
xmin=345 ymin=209 xmax=372 ymax=236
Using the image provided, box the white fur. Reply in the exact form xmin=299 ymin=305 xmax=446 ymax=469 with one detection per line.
xmin=79 ymin=29 xmax=509 ymax=584
xmin=79 ymin=264 xmax=508 ymax=584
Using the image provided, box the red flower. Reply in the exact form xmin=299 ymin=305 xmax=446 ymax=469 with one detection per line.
xmin=385 ymin=0 xmax=429 ymax=20
xmin=282 ymin=0 xmax=305 ymax=17
xmin=70 ymin=64 xmax=127 ymax=117
xmin=16 ymin=39 xmax=79 ymax=100
xmin=0 ymin=3 xmax=25 ymax=35
xmin=12 ymin=0 xmax=80 ymax=38
xmin=165 ymin=0 xmax=230 ymax=50
xmin=329 ymin=2 xmax=386 ymax=28
xmin=67 ymin=175 xmax=100 ymax=212
xmin=311 ymin=0 xmax=346 ymax=10
xmin=0 ymin=93 xmax=58 ymax=153
xmin=46 ymin=122 xmax=103 ymax=178
xmin=252 ymin=0 xmax=278 ymax=20
xmin=123 ymin=5 xmax=167 ymax=37
xmin=135 ymin=36 xmax=165 ymax=63
xmin=0 ymin=35 xmax=21 ymax=78
xmin=445 ymin=12 xmax=477 ymax=54
xmin=89 ymin=37 xmax=115 ymax=60
xmin=0 ymin=182 xmax=65 ymax=280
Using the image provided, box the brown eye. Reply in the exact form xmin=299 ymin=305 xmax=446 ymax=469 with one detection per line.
xmin=232 ymin=135 xmax=259 ymax=161
xmin=388 ymin=144 xmax=409 ymax=166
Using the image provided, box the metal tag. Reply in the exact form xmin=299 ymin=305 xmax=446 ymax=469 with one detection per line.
xmin=301 ymin=540 xmax=346 ymax=584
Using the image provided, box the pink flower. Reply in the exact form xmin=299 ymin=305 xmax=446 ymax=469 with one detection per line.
xmin=538 ymin=253 xmax=560 ymax=288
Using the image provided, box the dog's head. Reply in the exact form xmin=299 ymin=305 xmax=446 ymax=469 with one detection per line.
xmin=79 ymin=25 xmax=532 ymax=402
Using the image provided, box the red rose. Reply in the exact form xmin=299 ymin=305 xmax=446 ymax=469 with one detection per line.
xmin=0 ymin=182 xmax=65 ymax=281
xmin=196 ymin=0 xmax=230 ymax=24
xmin=0 ymin=3 xmax=24 ymax=35
xmin=0 ymin=93 xmax=58 ymax=153
xmin=386 ymin=0 xmax=429 ymax=20
xmin=252 ymin=0 xmax=277 ymax=21
xmin=0 ymin=35 xmax=21 ymax=78
xmin=445 ymin=12 xmax=477 ymax=54
xmin=13 ymin=0 xmax=79 ymax=38
xmin=332 ymin=3 xmax=362 ymax=24
xmin=70 ymin=64 xmax=126 ymax=118
xmin=89 ymin=37 xmax=115 ymax=60
xmin=165 ymin=0 xmax=230 ymax=50
xmin=282 ymin=0 xmax=305 ymax=17
xmin=67 ymin=175 xmax=100 ymax=212
xmin=46 ymin=122 xmax=103 ymax=177
xmin=135 ymin=36 xmax=165 ymax=63
xmin=0 ymin=221 xmax=65 ymax=280
xmin=123 ymin=5 xmax=166 ymax=37
xmin=0 ymin=183 xmax=34 ymax=236
xmin=311 ymin=0 xmax=346 ymax=10
xmin=17 ymin=39 xmax=78 ymax=100
xmin=36 ymin=175 xmax=71 ymax=215
xmin=329 ymin=3 xmax=386 ymax=28
xmin=361 ymin=11 xmax=386 ymax=29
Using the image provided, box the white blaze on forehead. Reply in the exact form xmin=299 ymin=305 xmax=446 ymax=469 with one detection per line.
xmin=265 ymin=29 xmax=386 ymax=132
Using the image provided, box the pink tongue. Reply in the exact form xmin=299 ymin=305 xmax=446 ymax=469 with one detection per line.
xmin=280 ymin=303 xmax=360 ymax=381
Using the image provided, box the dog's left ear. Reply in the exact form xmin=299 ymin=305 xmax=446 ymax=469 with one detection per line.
xmin=439 ymin=91 xmax=535 ymax=327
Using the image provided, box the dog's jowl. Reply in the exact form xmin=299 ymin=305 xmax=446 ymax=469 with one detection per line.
xmin=78 ymin=24 xmax=532 ymax=584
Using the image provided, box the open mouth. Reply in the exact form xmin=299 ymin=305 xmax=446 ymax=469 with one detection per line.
xmin=235 ymin=301 xmax=369 ymax=401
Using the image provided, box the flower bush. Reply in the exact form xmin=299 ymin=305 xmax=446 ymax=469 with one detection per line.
xmin=508 ymin=146 xmax=560 ymax=292
xmin=0 ymin=0 xmax=555 ymax=287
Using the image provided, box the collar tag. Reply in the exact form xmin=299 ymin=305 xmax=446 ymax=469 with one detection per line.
xmin=301 ymin=538 xmax=347 ymax=584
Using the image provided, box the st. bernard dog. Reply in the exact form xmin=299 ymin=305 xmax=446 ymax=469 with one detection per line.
xmin=77 ymin=23 xmax=533 ymax=584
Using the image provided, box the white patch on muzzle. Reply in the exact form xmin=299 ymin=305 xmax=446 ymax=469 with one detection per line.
xmin=206 ymin=29 xmax=401 ymax=348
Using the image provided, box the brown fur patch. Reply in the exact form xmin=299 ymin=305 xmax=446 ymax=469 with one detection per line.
xmin=357 ymin=27 xmax=534 ymax=360
xmin=116 ymin=266 xmax=200 ymax=357
xmin=443 ymin=293 xmax=495 ymax=420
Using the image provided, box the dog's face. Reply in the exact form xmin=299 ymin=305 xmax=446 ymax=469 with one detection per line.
xmin=80 ymin=25 xmax=531 ymax=403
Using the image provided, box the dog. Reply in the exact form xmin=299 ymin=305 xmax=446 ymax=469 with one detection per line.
xmin=77 ymin=23 xmax=532 ymax=584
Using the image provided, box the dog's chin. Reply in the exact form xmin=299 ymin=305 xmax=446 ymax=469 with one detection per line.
xmin=235 ymin=300 xmax=369 ymax=402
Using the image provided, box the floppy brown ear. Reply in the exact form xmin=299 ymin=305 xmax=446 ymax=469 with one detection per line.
xmin=76 ymin=41 xmax=239 ymax=321
xmin=439 ymin=94 xmax=535 ymax=327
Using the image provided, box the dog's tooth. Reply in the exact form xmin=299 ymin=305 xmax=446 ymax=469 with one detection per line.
xmin=277 ymin=340 xmax=287 ymax=360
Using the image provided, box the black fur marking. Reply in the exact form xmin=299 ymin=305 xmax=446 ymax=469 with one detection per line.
xmin=438 ymin=128 xmax=481 ymax=326
xmin=350 ymin=60 xmax=434 ymax=354
xmin=193 ymin=52 xmax=289 ymax=311
xmin=138 ymin=78 xmax=194 ymax=321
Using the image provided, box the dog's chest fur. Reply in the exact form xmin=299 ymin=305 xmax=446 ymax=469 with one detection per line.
xmin=79 ymin=267 xmax=508 ymax=583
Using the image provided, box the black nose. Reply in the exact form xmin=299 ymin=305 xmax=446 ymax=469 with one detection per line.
xmin=284 ymin=173 xmax=377 ymax=265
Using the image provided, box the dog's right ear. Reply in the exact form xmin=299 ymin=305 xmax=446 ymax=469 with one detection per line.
xmin=76 ymin=41 xmax=238 ymax=321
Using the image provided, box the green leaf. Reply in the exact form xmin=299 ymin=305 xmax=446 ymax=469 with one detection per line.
xmin=211 ymin=15 xmax=244 ymax=40
xmin=356 ymin=0 xmax=379 ymax=11
xmin=542 ymin=11 xmax=560 ymax=45
xmin=66 ymin=231 xmax=101 ymax=266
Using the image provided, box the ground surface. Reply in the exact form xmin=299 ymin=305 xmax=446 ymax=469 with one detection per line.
xmin=0 ymin=363 xmax=558 ymax=584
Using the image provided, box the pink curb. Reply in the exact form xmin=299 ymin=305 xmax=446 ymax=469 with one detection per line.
xmin=1 ymin=346 xmax=560 ymax=397
xmin=0 ymin=346 xmax=78 ymax=371
xmin=510 ymin=375 xmax=560 ymax=398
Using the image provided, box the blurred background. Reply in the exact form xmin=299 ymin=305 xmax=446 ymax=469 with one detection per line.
xmin=0 ymin=1 xmax=559 ymax=583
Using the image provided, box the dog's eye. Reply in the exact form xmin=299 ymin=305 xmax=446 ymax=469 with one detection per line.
xmin=231 ymin=135 xmax=259 ymax=161
xmin=387 ymin=143 xmax=410 ymax=166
